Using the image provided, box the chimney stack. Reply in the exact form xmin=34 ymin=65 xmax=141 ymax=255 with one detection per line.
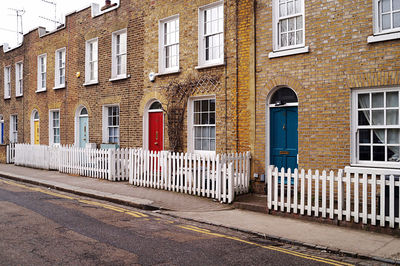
xmin=101 ymin=0 xmax=117 ymax=11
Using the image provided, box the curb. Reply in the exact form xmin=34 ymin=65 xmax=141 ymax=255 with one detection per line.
xmin=1 ymin=172 xmax=399 ymax=265
xmin=159 ymin=213 xmax=400 ymax=265
xmin=0 ymin=172 xmax=161 ymax=211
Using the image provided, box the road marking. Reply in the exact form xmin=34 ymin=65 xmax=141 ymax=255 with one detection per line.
xmin=178 ymin=225 xmax=353 ymax=266
xmin=0 ymin=179 xmax=148 ymax=218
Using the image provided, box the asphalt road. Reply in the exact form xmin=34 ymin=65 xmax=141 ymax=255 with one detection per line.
xmin=0 ymin=178 xmax=378 ymax=266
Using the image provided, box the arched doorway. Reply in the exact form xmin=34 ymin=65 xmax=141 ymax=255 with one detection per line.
xmin=268 ymin=87 xmax=298 ymax=170
xmin=144 ymin=101 xmax=164 ymax=151
xmin=0 ymin=115 xmax=4 ymax=144
xmin=31 ymin=110 xmax=40 ymax=145
xmin=75 ymin=106 xmax=89 ymax=148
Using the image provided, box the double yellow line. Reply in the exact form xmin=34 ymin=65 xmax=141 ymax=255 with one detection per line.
xmin=178 ymin=225 xmax=353 ymax=266
xmin=0 ymin=179 xmax=147 ymax=218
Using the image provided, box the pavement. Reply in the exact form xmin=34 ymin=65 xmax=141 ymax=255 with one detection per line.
xmin=0 ymin=163 xmax=399 ymax=264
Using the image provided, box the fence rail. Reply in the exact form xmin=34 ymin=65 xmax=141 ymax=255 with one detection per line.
xmin=267 ymin=166 xmax=400 ymax=229
xmin=13 ymin=144 xmax=251 ymax=203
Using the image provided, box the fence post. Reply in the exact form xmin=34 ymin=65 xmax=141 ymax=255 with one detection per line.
xmin=228 ymin=162 xmax=234 ymax=203
xmin=129 ymin=149 xmax=134 ymax=184
xmin=267 ymin=165 xmax=273 ymax=210
xmin=108 ymin=149 xmax=115 ymax=181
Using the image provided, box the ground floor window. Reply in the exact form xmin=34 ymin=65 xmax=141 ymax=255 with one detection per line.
xmin=10 ymin=115 xmax=17 ymax=143
xmin=103 ymin=105 xmax=119 ymax=144
xmin=191 ymin=97 xmax=216 ymax=152
xmin=352 ymin=87 xmax=400 ymax=167
xmin=49 ymin=110 xmax=60 ymax=145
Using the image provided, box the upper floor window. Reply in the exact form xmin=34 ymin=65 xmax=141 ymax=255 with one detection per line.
xmin=159 ymin=15 xmax=179 ymax=74
xmin=376 ymin=0 xmax=400 ymax=33
xmin=103 ymin=105 xmax=119 ymax=144
xmin=37 ymin=54 xmax=47 ymax=92
xmin=15 ymin=62 xmax=23 ymax=97
xmin=10 ymin=115 xmax=17 ymax=143
xmin=198 ymin=2 xmax=224 ymax=67
xmin=49 ymin=110 xmax=60 ymax=145
xmin=54 ymin=48 xmax=66 ymax=88
xmin=111 ymin=29 xmax=127 ymax=79
xmin=85 ymin=38 xmax=98 ymax=84
xmin=273 ymin=0 xmax=305 ymax=51
xmin=4 ymin=66 xmax=11 ymax=99
xmin=352 ymin=87 xmax=400 ymax=168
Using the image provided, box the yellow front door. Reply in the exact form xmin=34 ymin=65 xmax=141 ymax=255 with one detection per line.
xmin=34 ymin=121 xmax=39 ymax=144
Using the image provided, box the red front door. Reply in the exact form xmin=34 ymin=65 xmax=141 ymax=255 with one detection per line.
xmin=149 ymin=112 xmax=163 ymax=151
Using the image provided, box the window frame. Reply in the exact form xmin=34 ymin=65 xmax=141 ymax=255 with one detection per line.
xmin=188 ymin=96 xmax=216 ymax=155
xmin=37 ymin=54 xmax=47 ymax=92
xmin=351 ymin=87 xmax=400 ymax=168
xmin=159 ymin=14 xmax=180 ymax=74
xmin=15 ymin=61 xmax=23 ymax=97
xmin=198 ymin=1 xmax=224 ymax=68
xmin=49 ymin=109 xmax=60 ymax=146
xmin=9 ymin=114 xmax=17 ymax=143
xmin=4 ymin=66 xmax=11 ymax=99
xmin=373 ymin=0 xmax=400 ymax=35
xmin=85 ymin=37 xmax=98 ymax=85
xmin=111 ymin=29 xmax=127 ymax=80
xmin=102 ymin=104 xmax=120 ymax=144
xmin=54 ymin=47 xmax=66 ymax=89
xmin=272 ymin=0 xmax=306 ymax=52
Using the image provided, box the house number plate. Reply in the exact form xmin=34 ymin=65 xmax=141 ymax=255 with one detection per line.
xmin=279 ymin=151 xmax=289 ymax=155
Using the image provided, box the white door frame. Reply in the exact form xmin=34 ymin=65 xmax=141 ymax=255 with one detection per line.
xmin=74 ymin=106 xmax=89 ymax=147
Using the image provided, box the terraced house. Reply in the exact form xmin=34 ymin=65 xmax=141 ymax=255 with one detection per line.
xmin=1 ymin=0 xmax=400 ymax=194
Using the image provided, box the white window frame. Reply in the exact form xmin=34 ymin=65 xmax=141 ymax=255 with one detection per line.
xmin=85 ymin=38 xmax=98 ymax=85
xmin=15 ymin=61 xmax=23 ymax=97
xmin=4 ymin=66 xmax=11 ymax=99
xmin=102 ymin=105 xmax=120 ymax=144
xmin=351 ymin=87 xmax=400 ymax=169
xmin=197 ymin=1 xmax=224 ymax=68
xmin=111 ymin=29 xmax=127 ymax=80
xmin=49 ymin=110 xmax=60 ymax=146
xmin=9 ymin=114 xmax=17 ymax=143
xmin=37 ymin=54 xmax=47 ymax=92
xmin=158 ymin=15 xmax=180 ymax=74
xmin=187 ymin=96 xmax=216 ymax=155
xmin=369 ymin=0 xmax=400 ymax=42
xmin=54 ymin=48 xmax=66 ymax=89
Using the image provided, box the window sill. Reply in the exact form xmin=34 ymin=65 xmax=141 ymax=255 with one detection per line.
xmin=83 ymin=81 xmax=99 ymax=86
xmin=3 ymin=97 xmax=11 ymax=100
xmin=195 ymin=62 xmax=225 ymax=70
xmin=35 ymin=89 xmax=47 ymax=93
xmin=268 ymin=46 xmax=309 ymax=59
xmin=53 ymin=85 xmax=65 ymax=90
xmin=109 ymin=74 xmax=130 ymax=82
xmin=346 ymin=165 xmax=400 ymax=174
xmin=367 ymin=31 xmax=400 ymax=43
xmin=157 ymin=69 xmax=181 ymax=77
xmin=15 ymin=95 xmax=23 ymax=98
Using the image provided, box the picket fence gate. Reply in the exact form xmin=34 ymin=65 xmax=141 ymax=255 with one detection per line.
xmin=13 ymin=144 xmax=251 ymax=203
xmin=6 ymin=142 xmax=15 ymax=164
xmin=129 ymin=150 xmax=250 ymax=203
xmin=267 ymin=166 xmax=400 ymax=229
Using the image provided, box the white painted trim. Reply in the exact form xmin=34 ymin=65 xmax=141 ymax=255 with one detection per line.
xmin=198 ymin=1 xmax=224 ymax=67
xmin=48 ymin=109 xmax=60 ymax=146
xmin=195 ymin=62 xmax=226 ymax=70
xmin=3 ymin=66 xmax=11 ymax=99
xmin=367 ymin=31 xmax=400 ymax=43
xmin=156 ymin=69 xmax=181 ymax=77
xmin=9 ymin=114 xmax=18 ymax=143
xmin=111 ymin=28 xmax=127 ymax=79
xmin=0 ymin=115 xmax=3 ymax=145
xmin=30 ymin=110 xmax=39 ymax=145
xmin=15 ymin=61 xmax=23 ymax=97
xmin=108 ymin=74 xmax=130 ymax=82
xmin=143 ymin=99 xmax=165 ymax=151
xmin=85 ymin=37 xmax=98 ymax=84
xmin=54 ymin=47 xmax=66 ymax=88
xmin=265 ymin=86 xmax=299 ymax=170
xmin=268 ymin=46 xmax=309 ymax=59
xmin=102 ymin=104 xmax=120 ymax=145
xmin=187 ymin=95 xmax=216 ymax=155
xmin=158 ymin=14 xmax=180 ymax=75
xmin=37 ymin=53 xmax=47 ymax=92
xmin=74 ymin=106 xmax=89 ymax=147
xmin=83 ymin=81 xmax=99 ymax=86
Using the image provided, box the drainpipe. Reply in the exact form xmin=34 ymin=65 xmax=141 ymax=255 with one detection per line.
xmin=235 ymin=0 xmax=239 ymax=153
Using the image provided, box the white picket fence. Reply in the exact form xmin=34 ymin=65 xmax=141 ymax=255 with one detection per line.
xmin=14 ymin=144 xmax=251 ymax=203
xmin=129 ymin=150 xmax=250 ymax=203
xmin=267 ymin=166 xmax=400 ymax=229
xmin=6 ymin=142 xmax=15 ymax=163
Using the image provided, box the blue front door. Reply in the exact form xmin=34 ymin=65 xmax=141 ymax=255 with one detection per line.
xmin=79 ymin=117 xmax=89 ymax=148
xmin=0 ymin=122 xmax=3 ymax=144
xmin=270 ymin=106 xmax=298 ymax=171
